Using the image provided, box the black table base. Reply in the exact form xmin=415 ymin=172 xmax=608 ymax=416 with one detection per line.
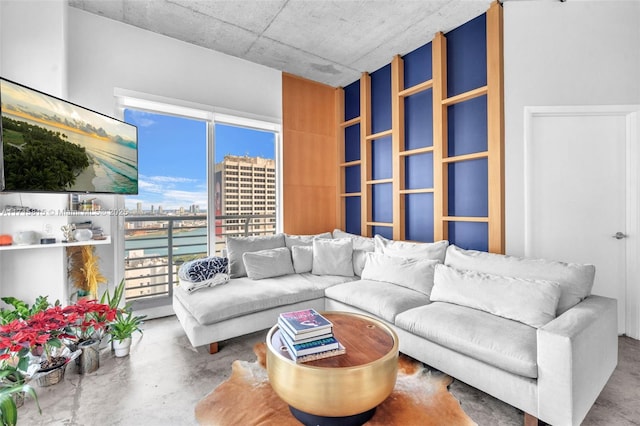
xmin=289 ymin=406 xmax=376 ymax=426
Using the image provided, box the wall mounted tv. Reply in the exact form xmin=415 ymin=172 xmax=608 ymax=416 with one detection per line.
xmin=0 ymin=77 xmax=138 ymax=194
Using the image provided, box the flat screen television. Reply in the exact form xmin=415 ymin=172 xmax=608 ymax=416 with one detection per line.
xmin=0 ymin=77 xmax=138 ymax=194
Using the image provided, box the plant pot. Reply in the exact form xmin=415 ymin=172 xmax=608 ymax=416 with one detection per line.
xmin=112 ymin=337 xmax=132 ymax=357
xmin=36 ymin=358 xmax=67 ymax=387
xmin=76 ymin=338 xmax=100 ymax=374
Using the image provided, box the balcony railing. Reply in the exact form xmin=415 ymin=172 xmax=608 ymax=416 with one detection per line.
xmin=124 ymin=214 xmax=275 ymax=305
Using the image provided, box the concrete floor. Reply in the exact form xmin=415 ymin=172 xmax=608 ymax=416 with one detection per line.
xmin=17 ymin=316 xmax=640 ymax=425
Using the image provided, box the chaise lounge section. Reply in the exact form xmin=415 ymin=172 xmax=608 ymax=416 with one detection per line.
xmin=173 ymin=231 xmax=617 ymax=425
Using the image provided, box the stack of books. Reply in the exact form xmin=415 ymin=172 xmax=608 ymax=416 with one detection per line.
xmin=277 ymin=309 xmax=346 ymax=363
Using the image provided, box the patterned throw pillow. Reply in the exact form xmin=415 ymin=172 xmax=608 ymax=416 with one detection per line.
xmin=178 ymin=256 xmax=229 ymax=293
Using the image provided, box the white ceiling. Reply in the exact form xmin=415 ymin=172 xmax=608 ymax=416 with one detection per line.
xmin=68 ymin=0 xmax=495 ymax=87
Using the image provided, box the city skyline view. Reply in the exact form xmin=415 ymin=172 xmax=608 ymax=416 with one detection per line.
xmin=123 ymin=109 xmax=276 ymax=212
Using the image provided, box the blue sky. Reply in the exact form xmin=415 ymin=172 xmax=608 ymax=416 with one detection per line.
xmin=124 ymin=109 xmax=274 ymax=211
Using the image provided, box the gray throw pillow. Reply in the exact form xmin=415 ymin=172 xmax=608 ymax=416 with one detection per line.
xmin=374 ymin=235 xmax=449 ymax=263
xmin=242 ymin=247 xmax=295 ymax=280
xmin=226 ymin=233 xmax=286 ymax=278
xmin=312 ymin=238 xmax=354 ymax=277
xmin=361 ymin=252 xmax=440 ymax=296
xmin=292 ymin=245 xmax=313 ymax=273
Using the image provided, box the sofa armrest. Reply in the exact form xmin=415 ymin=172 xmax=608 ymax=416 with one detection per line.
xmin=537 ymin=295 xmax=618 ymax=426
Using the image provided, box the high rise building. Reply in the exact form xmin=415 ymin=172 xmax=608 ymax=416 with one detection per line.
xmin=214 ymin=155 xmax=276 ymax=235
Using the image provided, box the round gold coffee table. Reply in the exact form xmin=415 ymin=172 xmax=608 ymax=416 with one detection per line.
xmin=266 ymin=311 xmax=399 ymax=425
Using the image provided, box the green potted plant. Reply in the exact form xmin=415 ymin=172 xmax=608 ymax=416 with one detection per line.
xmin=109 ymin=310 xmax=146 ymax=357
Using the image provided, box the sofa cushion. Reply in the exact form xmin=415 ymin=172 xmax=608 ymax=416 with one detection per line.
xmin=352 ymin=249 xmax=368 ymax=277
xmin=226 ymin=234 xmax=286 ymax=278
xmin=395 ymin=302 xmax=538 ymax=378
xmin=430 ymin=264 xmax=561 ymax=328
xmin=332 ymin=229 xmax=375 ymax=251
xmin=325 ymin=279 xmax=431 ymax=323
xmin=174 ymin=273 xmax=356 ymax=325
xmin=444 ymin=244 xmax=596 ymax=315
xmin=291 ymin=245 xmax=313 ymax=273
xmin=361 ymin=252 xmax=439 ymax=297
xmin=284 ymin=232 xmax=332 ymax=248
xmin=374 ymin=235 xmax=448 ymax=263
xmin=242 ymin=247 xmax=295 ymax=280
xmin=312 ymin=238 xmax=354 ymax=277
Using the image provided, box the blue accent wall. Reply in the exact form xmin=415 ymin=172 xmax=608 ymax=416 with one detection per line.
xmin=406 ymin=193 xmax=434 ymax=242
xmin=448 ymin=222 xmax=488 ymax=251
xmin=345 ymin=197 xmax=361 ymax=234
xmin=370 ymin=64 xmax=392 ymax=134
xmin=448 ymin=159 xmax=488 ymax=217
xmin=344 ymin=80 xmax=360 ymax=121
xmin=372 ymin=225 xmax=393 ymax=239
xmin=371 ymin=183 xmax=393 ymax=223
xmin=344 ymin=165 xmax=361 ymax=193
xmin=344 ymin=124 xmax=361 ymax=162
xmin=404 ymin=90 xmax=433 ymax=150
xmin=448 ymin=95 xmax=487 ymax=156
xmin=371 ymin=136 xmax=392 ymax=180
xmin=405 ymin=153 xmax=433 ymax=189
xmin=446 ymin=13 xmax=487 ymax=97
xmin=403 ymin=42 xmax=432 ymax=87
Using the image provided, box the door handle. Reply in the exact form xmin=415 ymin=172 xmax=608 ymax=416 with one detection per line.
xmin=613 ymin=232 xmax=627 ymax=240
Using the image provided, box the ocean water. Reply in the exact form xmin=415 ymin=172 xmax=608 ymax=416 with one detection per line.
xmin=125 ymin=228 xmax=208 ymax=258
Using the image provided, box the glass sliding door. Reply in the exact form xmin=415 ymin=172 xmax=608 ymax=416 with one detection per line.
xmin=123 ymin=108 xmax=208 ymax=309
xmin=212 ymin=123 xmax=278 ymax=253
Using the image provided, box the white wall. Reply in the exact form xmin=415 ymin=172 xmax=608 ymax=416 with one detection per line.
xmin=0 ymin=2 xmax=282 ymax=305
xmin=66 ymin=7 xmax=281 ymax=123
xmin=504 ymin=0 xmax=640 ymax=256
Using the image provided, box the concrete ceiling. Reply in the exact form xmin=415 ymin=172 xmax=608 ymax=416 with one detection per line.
xmin=68 ymin=0 xmax=494 ymax=87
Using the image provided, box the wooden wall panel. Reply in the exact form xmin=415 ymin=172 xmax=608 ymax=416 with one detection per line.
xmin=282 ymin=73 xmax=337 ymax=234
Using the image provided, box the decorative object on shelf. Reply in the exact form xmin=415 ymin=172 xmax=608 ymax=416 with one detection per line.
xmin=67 ymin=245 xmax=107 ymax=299
xmin=109 ymin=309 xmax=146 ymax=358
xmin=73 ymin=229 xmax=93 ymax=242
xmin=61 ymin=224 xmax=76 ymax=242
xmin=13 ymin=231 xmax=37 ymax=245
xmin=0 ymin=235 xmax=12 ymax=246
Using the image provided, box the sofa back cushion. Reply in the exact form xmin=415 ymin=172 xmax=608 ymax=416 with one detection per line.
xmin=284 ymin=232 xmax=333 ymax=248
xmin=242 ymin=247 xmax=295 ymax=280
xmin=226 ymin=233 xmax=286 ymax=278
xmin=312 ymin=238 xmax=354 ymax=277
xmin=444 ymin=244 xmax=596 ymax=315
xmin=374 ymin=235 xmax=449 ymax=263
xmin=361 ymin=252 xmax=439 ymax=296
xmin=291 ymin=245 xmax=313 ymax=273
xmin=332 ymin=229 xmax=375 ymax=251
xmin=431 ymin=264 xmax=562 ymax=328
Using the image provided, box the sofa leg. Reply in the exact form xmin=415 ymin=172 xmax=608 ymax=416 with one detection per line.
xmin=209 ymin=342 xmax=219 ymax=354
xmin=524 ymin=412 xmax=539 ymax=426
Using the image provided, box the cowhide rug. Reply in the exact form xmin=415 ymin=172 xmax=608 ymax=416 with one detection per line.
xmin=195 ymin=343 xmax=476 ymax=426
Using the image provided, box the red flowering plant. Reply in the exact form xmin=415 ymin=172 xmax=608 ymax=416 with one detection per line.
xmin=62 ymin=299 xmax=118 ymax=344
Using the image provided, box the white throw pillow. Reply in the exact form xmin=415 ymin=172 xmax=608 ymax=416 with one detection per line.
xmin=444 ymin=244 xmax=596 ymax=315
xmin=226 ymin=234 xmax=286 ymax=278
xmin=430 ymin=264 xmax=562 ymax=328
xmin=332 ymin=229 xmax=375 ymax=251
xmin=312 ymin=238 xmax=354 ymax=277
xmin=361 ymin=252 xmax=440 ymax=296
xmin=242 ymin=247 xmax=295 ymax=280
xmin=374 ymin=235 xmax=449 ymax=263
xmin=291 ymin=245 xmax=313 ymax=273
xmin=284 ymin=232 xmax=333 ymax=248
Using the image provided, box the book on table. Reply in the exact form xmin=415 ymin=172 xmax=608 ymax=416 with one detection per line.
xmin=278 ymin=308 xmax=332 ymax=335
xmin=278 ymin=324 xmax=334 ymax=345
xmin=294 ymin=343 xmax=346 ymax=364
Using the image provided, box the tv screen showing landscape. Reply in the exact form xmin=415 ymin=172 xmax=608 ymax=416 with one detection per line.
xmin=0 ymin=77 xmax=138 ymax=194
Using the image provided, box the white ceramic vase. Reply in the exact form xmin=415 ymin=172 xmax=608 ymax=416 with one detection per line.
xmin=113 ymin=337 xmax=132 ymax=357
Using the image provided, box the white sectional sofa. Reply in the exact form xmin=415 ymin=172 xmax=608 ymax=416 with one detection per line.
xmin=172 ymin=230 xmax=618 ymax=426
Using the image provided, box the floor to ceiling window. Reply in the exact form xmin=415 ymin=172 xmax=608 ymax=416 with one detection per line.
xmin=115 ymin=95 xmax=281 ymax=312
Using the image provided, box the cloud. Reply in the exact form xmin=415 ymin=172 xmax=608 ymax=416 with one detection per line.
xmin=126 ymin=110 xmax=156 ymax=127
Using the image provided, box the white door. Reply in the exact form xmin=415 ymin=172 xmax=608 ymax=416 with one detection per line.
xmin=524 ymin=106 xmax=640 ymax=336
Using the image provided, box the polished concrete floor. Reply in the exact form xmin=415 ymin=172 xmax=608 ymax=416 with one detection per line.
xmin=18 ymin=316 xmax=640 ymax=425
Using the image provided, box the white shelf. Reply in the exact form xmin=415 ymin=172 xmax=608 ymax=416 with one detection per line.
xmin=0 ymin=236 xmax=111 ymax=251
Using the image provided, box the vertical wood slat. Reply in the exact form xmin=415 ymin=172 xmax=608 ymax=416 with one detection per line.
xmin=335 ymin=87 xmax=346 ymax=232
xmin=487 ymin=1 xmax=505 ymax=254
xmin=432 ymin=32 xmax=448 ymax=242
xmin=391 ymin=55 xmax=405 ymax=241
xmin=360 ymin=73 xmax=372 ymax=237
